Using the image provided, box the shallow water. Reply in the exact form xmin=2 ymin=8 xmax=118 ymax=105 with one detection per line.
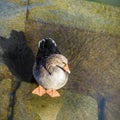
xmin=0 ymin=21 xmax=120 ymax=120
xmin=87 ymin=0 xmax=120 ymax=7
xmin=0 ymin=0 xmax=120 ymax=119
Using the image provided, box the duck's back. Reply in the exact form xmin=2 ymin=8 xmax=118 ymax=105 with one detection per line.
xmin=36 ymin=38 xmax=61 ymax=66
xmin=33 ymin=38 xmax=61 ymax=85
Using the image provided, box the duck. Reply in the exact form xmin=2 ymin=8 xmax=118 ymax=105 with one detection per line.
xmin=32 ymin=38 xmax=70 ymax=97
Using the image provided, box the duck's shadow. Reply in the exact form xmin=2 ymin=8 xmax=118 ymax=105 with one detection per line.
xmin=0 ymin=30 xmax=36 ymax=120
xmin=0 ymin=30 xmax=36 ymax=83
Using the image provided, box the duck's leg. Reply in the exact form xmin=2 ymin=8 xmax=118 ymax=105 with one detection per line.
xmin=32 ymin=85 xmax=46 ymax=96
xmin=46 ymin=89 xmax=61 ymax=97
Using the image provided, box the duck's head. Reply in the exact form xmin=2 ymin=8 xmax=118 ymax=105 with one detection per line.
xmin=46 ymin=54 xmax=71 ymax=74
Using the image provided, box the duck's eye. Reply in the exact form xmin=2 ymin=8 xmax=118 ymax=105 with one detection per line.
xmin=62 ymin=62 xmax=66 ymax=66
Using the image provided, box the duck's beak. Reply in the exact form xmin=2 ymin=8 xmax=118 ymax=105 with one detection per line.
xmin=64 ymin=64 xmax=71 ymax=74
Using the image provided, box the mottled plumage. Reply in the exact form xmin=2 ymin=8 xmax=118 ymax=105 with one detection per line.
xmin=32 ymin=38 xmax=70 ymax=97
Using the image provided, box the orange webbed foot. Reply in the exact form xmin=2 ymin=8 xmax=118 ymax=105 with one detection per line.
xmin=46 ymin=89 xmax=61 ymax=97
xmin=32 ymin=85 xmax=46 ymax=96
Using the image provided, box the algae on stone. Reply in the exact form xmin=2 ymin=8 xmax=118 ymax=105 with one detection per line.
xmin=0 ymin=78 xmax=11 ymax=120
xmin=28 ymin=0 xmax=120 ymax=35
xmin=0 ymin=0 xmax=119 ymax=37
xmin=0 ymin=63 xmax=18 ymax=120
xmin=13 ymin=82 xmax=98 ymax=120
xmin=0 ymin=1 xmax=27 ymax=37
xmin=0 ymin=0 xmax=120 ymax=120
xmin=0 ymin=64 xmax=13 ymax=80
xmin=14 ymin=82 xmax=62 ymax=120
xmin=25 ymin=22 xmax=120 ymax=120
xmin=57 ymin=91 xmax=98 ymax=120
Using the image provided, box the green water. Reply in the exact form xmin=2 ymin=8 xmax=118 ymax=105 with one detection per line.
xmin=87 ymin=0 xmax=120 ymax=7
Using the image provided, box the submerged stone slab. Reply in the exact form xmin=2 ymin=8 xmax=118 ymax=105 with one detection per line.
xmin=105 ymin=94 xmax=120 ymax=120
xmin=28 ymin=0 xmax=120 ymax=35
xmin=0 ymin=0 xmax=27 ymax=37
xmin=0 ymin=64 xmax=12 ymax=120
xmin=14 ymin=82 xmax=98 ymax=120
xmin=0 ymin=78 xmax=11 ymax=120
xmin=57 ymin=91 xmax=98 ymax=120
xmin=25 ymin=23 xmax=120 ymax=96
xmin=0 ymin=0 xmax=119 ymax=37
xmin=25 ymin=23 xmax=120 ymax=120
xmin=0 ymin=64 xmax=13 ymax=80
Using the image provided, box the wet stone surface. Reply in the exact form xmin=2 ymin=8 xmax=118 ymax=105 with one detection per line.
xmin=13 ymin=82 xmax=98 ymax=120
xmin=0 ymin=30 xmax=98 ymax=120
xmin=0 ymin=27 xmax=120 ymax=120
xmin=0 ymin=0 xmax=120 ymax=120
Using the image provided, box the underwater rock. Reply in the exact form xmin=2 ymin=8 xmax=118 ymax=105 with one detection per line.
xmin=105 ymin=94 xmax=120 ymax=120
xmin=0 ymin=64 xmax=13 ymax=80
xmin=0 ymin=78 xmax=11 ymax=120
xmin=0 ymin=0 xmax=27 ymax=37
xmin=0 ymin=64 xmax=12 ymax=120
xmin=28 ymin=0 xmax=120 ymax=35
xmin=13 ymin=82 xmax=98 ymax=120
xmin=0 ymin=0 xmax=119 ymax=37
xmin=25 ymin=23 xmax=120 ymax=120
xmin=0 ymin=0 xmax=119 ymax=119
xmin=0 ymin=30 xmax=98 ymax=120
xmin=0 ymin=28 xmax=119 ymax=120
xmin=57 ymin=91 xmax=98 ymax=120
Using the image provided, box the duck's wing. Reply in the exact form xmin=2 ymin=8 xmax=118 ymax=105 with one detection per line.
xmin=36 ymin=38 xmax=61 ymax=65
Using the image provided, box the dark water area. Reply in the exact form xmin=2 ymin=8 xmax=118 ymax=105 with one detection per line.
xmin=98 ymin=97 xmax=106 ymax=120
xmin=0 ymin=21 xmax=120 ymax=120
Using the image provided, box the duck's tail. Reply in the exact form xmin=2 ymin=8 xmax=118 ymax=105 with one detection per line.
xmin=36 ymin=38 xmax=61 ymax=64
